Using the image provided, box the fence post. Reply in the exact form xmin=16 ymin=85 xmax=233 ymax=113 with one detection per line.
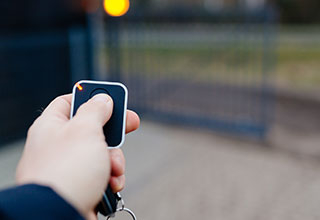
xmin=106 ymin=17 xmax=122 ymax=82
xmin=68 ymin=27 xmax=89 ymax=85
xmin=86 ymin=9 xmax=107 ymax=80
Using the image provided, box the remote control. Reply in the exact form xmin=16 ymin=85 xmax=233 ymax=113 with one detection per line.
xmin=70 ymin=80 xmax=128 ymax=216
xmin=70 ymin=80 xmax=128 ymax=148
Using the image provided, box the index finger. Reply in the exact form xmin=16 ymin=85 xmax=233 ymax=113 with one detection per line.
xmin=41 ymin=94 xmax=73 ymax=121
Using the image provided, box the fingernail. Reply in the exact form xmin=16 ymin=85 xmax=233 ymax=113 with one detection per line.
xmin=92 ymin=93 xmax=112 ymax=102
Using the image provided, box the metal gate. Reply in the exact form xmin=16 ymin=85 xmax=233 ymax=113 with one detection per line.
xmin=104 ymin=10 xmax=276 ymax=138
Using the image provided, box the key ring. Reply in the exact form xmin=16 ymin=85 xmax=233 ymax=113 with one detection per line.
xmin=105 ymin=193 xmax=137 ymax=220
xmin=106 ymin=207 xmax=137 ymax=220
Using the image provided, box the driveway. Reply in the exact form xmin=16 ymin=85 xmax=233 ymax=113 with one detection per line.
xmin=1 ymin=121 xmax=320 ymax=220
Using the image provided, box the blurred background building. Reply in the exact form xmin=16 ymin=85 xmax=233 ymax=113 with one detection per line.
xmin=0 ymin=0 xmax=320 ymax=219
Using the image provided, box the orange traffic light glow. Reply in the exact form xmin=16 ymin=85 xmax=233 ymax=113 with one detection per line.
xmin=76 ymin=83 xmax=83 ymax=91
xmin=104 ymin=0 xmax=130 ymax=17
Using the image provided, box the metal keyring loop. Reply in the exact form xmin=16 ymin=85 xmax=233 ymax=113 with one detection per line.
xmin=106 ymin=207 xmax=137 ymax=220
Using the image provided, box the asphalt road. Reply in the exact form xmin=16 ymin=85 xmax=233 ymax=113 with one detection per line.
xmin=1 ymin=121 xmax=320 ymax=220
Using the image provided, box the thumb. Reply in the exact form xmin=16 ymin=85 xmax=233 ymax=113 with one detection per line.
xmin=74 ymin=94 xmax=114 ymax=127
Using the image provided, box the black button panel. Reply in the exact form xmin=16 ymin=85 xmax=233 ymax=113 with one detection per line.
xmin=71 ymin=81 xmax=127 ymax=148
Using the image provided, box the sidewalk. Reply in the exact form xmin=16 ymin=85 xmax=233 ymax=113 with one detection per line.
xmin=1 ymin=121 xmax=320 ymax=220
xmin=121 ymin=122 xmax=320 ymax=220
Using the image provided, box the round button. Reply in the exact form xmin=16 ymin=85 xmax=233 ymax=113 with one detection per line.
xmin=90 ymin=88 xmax=110 ymax=98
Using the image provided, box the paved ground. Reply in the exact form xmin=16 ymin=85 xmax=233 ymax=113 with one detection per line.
xmin=1 ymin=121 xmax=320 ymax=220
xmin=0 ymin=140 xmax=24 ymax=188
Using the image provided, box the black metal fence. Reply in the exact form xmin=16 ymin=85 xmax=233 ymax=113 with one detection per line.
xmin=0 ymin=31 xmax=74 ymax=143
xmin=104 ymin=10 xmax=276 ymax=138
xmin=0 ymin=9 xmax=276 ymax=144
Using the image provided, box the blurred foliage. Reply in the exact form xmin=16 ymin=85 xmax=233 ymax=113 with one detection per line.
xmin=272 ymin=0 xmax=320 ymax=23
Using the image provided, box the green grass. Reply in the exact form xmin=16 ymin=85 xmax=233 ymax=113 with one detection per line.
xmin=276 ymin=44 xmax=320 ymax=90
xmin=104 ymin=26 xmax=320 ymax=91
xmin=117 ymin=46 xmax=265 ymax=86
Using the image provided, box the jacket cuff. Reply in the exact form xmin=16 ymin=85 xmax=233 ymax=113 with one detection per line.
xmin=0 ymin=184 xmax=84 ymax=220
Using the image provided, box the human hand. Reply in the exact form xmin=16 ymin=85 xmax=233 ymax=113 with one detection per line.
xmin=15 ymin=94 xmax=140 ymax=219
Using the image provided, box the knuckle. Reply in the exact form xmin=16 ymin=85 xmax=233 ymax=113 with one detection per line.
xmin=49 ymin=96 xmax=65 ymax=108
xmin=53 ymin=95 xmax=67 ymax=103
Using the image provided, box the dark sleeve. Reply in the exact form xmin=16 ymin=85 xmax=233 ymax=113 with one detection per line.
xmin=0 ymin=184 xmax=84 ymax=220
